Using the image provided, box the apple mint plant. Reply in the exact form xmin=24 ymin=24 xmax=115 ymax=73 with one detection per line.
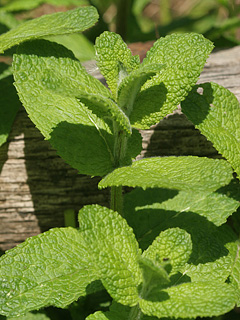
xmin=1 ymin=6 xmax=240 ymax=319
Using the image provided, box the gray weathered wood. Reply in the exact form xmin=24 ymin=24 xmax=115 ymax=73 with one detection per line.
xmin=1 ymin=45 xmax=240 ymax=251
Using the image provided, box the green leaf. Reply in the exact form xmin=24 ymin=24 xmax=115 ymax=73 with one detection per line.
xmin=0 ymin=6 xmax=98 ymax=53
xmin=95 ymin=31 xmax=140 ymax=99
xmin=86 ymin=302 xmax=131 ymax=320
xmin=1 ymin=0 xmax=43 ymax=12
xmin=78 ymin=205 xmax=142 ymax=306
xmin=130 ymin=188 xmax=239 ymax=226
xmin=124 ymin=190 xmax=238 ymax=282
xmin=143 ymin=228 xmax=192 ymax=275
xmin=139 ymin=281 xmax=236 ymax=319
xmin=2 ymin=0 xmax=89 ymax=12
xmin=47 ymin=33 xmax=95 ymax=62
xmin=228 ymin=241 xmax=240 ymax=306
xmin=8 ymin=312 xmax=51 ymax=320
xmin=0 ymin=66 xmax=20 ymax=147
xmin=139 ymin=257 xmax=170 ymax=286
xmin=13 ymin=40 xmax=115 ymax=176
xmin=130 ymin=33 xmax=214 ymax=129
xmin=99 ymin=156 xmax=233 ymax=192
xmin=46 ymin=0 xmax=89 ymax=5
xmin=0 ymin=228 xmax=98 ymax=317
xmin=86 ymin=312 xmax=109 ymax=320
xmin=42 ymin=69 xmax=131 ymax=135
xmin=117 ymin=63 xmax=166 ymax=115
xmin=0 ymin=10 xmax=19 ymax=30
xmin=181 ymin=82 xmax=240 ymax=178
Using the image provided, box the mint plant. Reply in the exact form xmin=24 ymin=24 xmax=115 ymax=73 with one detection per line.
xmin=1 ymin=7 xmax=240 ymax=319
xmin=0 ymin=5 xmax=98 ymax=147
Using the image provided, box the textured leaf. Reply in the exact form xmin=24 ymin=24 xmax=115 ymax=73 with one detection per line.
xmin=129 ymin=33 xmax=214 ymax=128
xmin=78 ymin=205 xmax=142 ymax=306
xmin=43 ymin=73 xmax=131 ymax=135
xmin=0 ymin=228 xmax=98 ymax=317
xmin=12 ymin=40 xmax=115 ymax=176
xmin=99 ymin=156 xmax=233 ymax=192
xmin=0 ymin=67 xmax=21 ymax=147
xmin=118 ymin=63 xmax=165 ymax=115
xmin=181 ymin=82 xmax=240 ymax=177
xmin=139 ymin=281 xmax=236 ymax=319
xmin=124 ymin=190 xmax=238 ymax=282
xmin=95 ymin=31 xmax=140 ymax=99
xmin=143 ymin=228 xmax=192 ymax=275
xmin=130 ymin=188 xmax=239 ymax=226
xmin=0 ymin=6 xmax=98 ymax=53
xmin=228 ymin=241 xmax=240 ymax=306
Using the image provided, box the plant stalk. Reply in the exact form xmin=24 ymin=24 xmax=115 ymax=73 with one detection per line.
xmin=110 ymin=123 xmax=128 ymax=216
xmin=110 ymin=185 xmax=123 ymax=216
xmin=115 ymin=0 xmax=132 ymax=40
xmin=128 ymin=304 xmax=142 ymax=320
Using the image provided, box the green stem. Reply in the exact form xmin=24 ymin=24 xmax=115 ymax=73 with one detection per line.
xmin=115 ymin=0 xmax=132 ymax=40
xmin=64 ymin=209 xmax=76 ymax=228
xmin=113 ymin=124 xmax=128 ymax=169
xmin=110 ymin=123 xmax=128 ymax=216
xmin=128 ymin=304 xmax=142 ymax=320
xmin=110 ymin=185 xmax=123 ymax=215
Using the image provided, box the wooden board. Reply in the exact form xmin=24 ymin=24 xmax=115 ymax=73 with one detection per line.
xmin=1 ymin=45 xmax=240 ymax=251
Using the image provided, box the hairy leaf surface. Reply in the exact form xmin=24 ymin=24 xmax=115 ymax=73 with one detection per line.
xmin=78 ymin=205 xmax=142 ymax=306
xmin=0 ymin=6 xmax=98 ymax=53
xmin=0 ymin=228 xmax=97 ymax=317
xmin=99 ymin=156 xmax=233 ymax=192
xmin=130 ymin=33 xmax=214 ymax=128
xmin=13 ymin=40 xmax=115 ymax=176
xmin=182 ymin=82 xmax=240 ymax=177
xmin=95 ymin=31 xmax=140 ymax=99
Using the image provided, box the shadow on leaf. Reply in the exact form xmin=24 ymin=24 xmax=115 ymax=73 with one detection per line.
xmin=124 ymin=188 xmax=237 ymax=265
xmin=49 ymin=121 xmax=114 ymax=177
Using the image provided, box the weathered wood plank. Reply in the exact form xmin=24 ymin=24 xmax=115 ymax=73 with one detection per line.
xmin=1 ymin=45 xmax=239 ymax=251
